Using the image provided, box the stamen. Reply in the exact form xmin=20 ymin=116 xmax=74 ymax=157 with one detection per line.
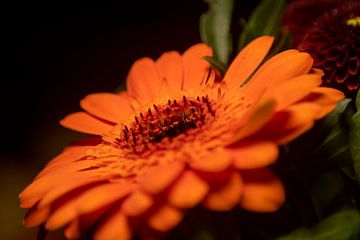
xmin=119 ymin=95 xmax=217 ymax=154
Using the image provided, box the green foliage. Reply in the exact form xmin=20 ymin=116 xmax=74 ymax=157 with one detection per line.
xmin=200 ymin=0 xmax=234 ymax=68
xmin=309 ymin=170 xmax=344 ymax=219
xmin=238 ymin=0 xmax=286 ymax=50
xmin=349 ymin=89 xmax=360 ymax=181
xmin=277 ymin=209 xmax=360 ymax=240
xmin=316 ymin=99 xmax=351 ymax=138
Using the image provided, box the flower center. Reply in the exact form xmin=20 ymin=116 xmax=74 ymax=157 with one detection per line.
xmin=118 ymin=96 xmax=216 ymax=154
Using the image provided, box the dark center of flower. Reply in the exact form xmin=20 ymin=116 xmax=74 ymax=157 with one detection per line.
xmin=117 ymin=95 xmax=216 ymax=154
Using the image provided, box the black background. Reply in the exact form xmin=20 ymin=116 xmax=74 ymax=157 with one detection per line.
xmin=2 ymin=0 xmax=260 ymax=239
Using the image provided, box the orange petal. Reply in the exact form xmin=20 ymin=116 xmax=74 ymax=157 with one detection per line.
xmin=139 ymin=161 xmax=184 ymax=194
xmin=245 ymin=52 xmax=313 ymax=93
xmin=122 ymin=191 xmax=153 ymax=217
xmin=147 ymin=205 xmax=183 ymax=232
xmin=94 ymin=208 xmax=131 ymax=240
xmin=60 ymin=112 xmax=113 ymax=135
xmin=224 ymin=36 xmax=274 ymax=87
xmin=126 ymin=57 xmax=162 ymax=102
xmin=45 ymin=183 xmax=133 ymax=230
xmin=156 ymin=51 xmax=183 ymax=90
xmin=253 ymin=103 xmax=320 ymax=144
xmin=20 ymin=171 xmax=99 ymax=209
xmin=299 ymin=87 xmax=344 ymax=118
xmin=64 ymin=219 xmax=80 ymax=240
xmin=202 ymin=172 xmax=243 ymax=211
xmin=168 ymin=170 xmax=209 ymax=209
xmin=227 ymin=99 xmax=276 ymax=145
xmin=240 ymin=168 xmax=285 ymax=212
xmin=182 ymin=43 xmax=212 ymax=89
xmin=80 ymin=92 xmax=133 ymax=123
xmin=23 ymin=205 xmax=50 ymax=227
xmin=36 ymin=147 xmax=89 ymax=178
xmin=190 ymin=149 xmax=232 ymax=172
xmin=262 ymin=74 xmax=322 ymax=110
xmin=38 ymin=176 xmax=107 ymax=208
xmin=229 ymin=141 xmax=278 ymax=169
xmin=256 ymin=49 xmax=299 ymax=69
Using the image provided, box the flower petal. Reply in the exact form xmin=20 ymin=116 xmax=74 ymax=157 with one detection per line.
xmin=229 ymin=141 xmax=278 ymax=169
xmin=227 ymin=99 xmax=276 ymax=145
xmin=60 ymin=112 xmax=113 ymax=135
xmin=36 ymin=147 xmax=89 ymax=179
xmin=64 ymin=219 xmax=80 ymax=239
xmin=244 ymin=52 xmax=313 ymax=93
xmin=147 ymin=205 xmax=183 ymax=232
xmin=168 ymin=170 xmax=209 ymax=209
xmin=139 ymin=161 xmax=184 ymax=194
xmin=182 ymin=43 xmax=212 ymax=89
xmin=19 ymin=171 xmax=99 ymax=209
xmin=252 ymin=103 xmax=321 ymax=144
xmin=262 ymin=74 xmax=322 ymax=110
xmin=190 ymin=148 xmax=232 ymax=172
xmin=156 ymin=51 xmax=183 ymax=90
xmin=122 ymin=191 xmax=153 ymax=217
xmin=240 ymin=168 xmax=285 ymax=212
xmin=38 ymin=176 xmax=106 ymax=208
xmin=94 ymin=208 xmax=131 ymax=240
xmin=126 ymin=57 xmax=162 ymax=102
xmin=80 ymin=92 xmax=133 ymax=123
xmin=224 ymin=36 xmax=274 ymax=87
xmin=202 ymin=172 xmax=243 ymax=211
xmin=298 ymin=87 xmax=344 ymax=118
xmin=45 ymin=183 xmax=133 ymax=230
xmin=23 ymin=205 xmax=50 ymax=227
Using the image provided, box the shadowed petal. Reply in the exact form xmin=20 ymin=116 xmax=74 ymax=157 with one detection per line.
xmin=139 ymin=162 xmax=184 ymax=194
xmin=240 ymin=168 xmax=285 ymax=212
xmin=122 ymin=191 xmax=153 ymax=217
xmin=94 ymin=208 xmax=131 ymax=240
xmin=202 ymin=172 xmax=243 ymax=211
xmin=147 ymin=205 xmax=183 ymax=232
xmin=229 ymin=141 xmax=278 ymax=169
xmin=168 ymin=170 xmax=209 ymax=209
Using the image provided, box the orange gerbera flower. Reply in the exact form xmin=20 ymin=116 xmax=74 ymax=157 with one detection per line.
xmin=20 ymin=36 xmax=344 ymax=240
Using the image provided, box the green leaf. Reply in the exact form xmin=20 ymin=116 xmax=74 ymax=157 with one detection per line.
xmin=316 ymin=98 xmax=352 ymax=138
xmin=277 ymin=229 xmax=311 ymax=240
xmin=238 ymin=0 xmax=286 ymax=50
xmin=312 ymin=209 xmax=360 ymax=240
xmin=356 ymin=89 xmax=360 ymax=111
xmin=200 ymin=0 xmax=234 ymax=66
xmin=277 ymin=209 xmax=360 ymax=240
xmin=315 ymin=121 xmax=351 ymax=167
xmin=310 ymin=170 xmax=344 ymax=219
xmin=349 ymin=107 xmax=360 ymax=181
xmin=190 ymin=229 xmax=214 ymax=240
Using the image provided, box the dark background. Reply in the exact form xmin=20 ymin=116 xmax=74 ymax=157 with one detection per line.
xmin=2 ymin=0 xmax=260 ymax=239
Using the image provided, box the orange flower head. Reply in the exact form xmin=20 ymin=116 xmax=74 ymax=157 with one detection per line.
xmin=19 ymin=36 xmax=344 ymax=240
